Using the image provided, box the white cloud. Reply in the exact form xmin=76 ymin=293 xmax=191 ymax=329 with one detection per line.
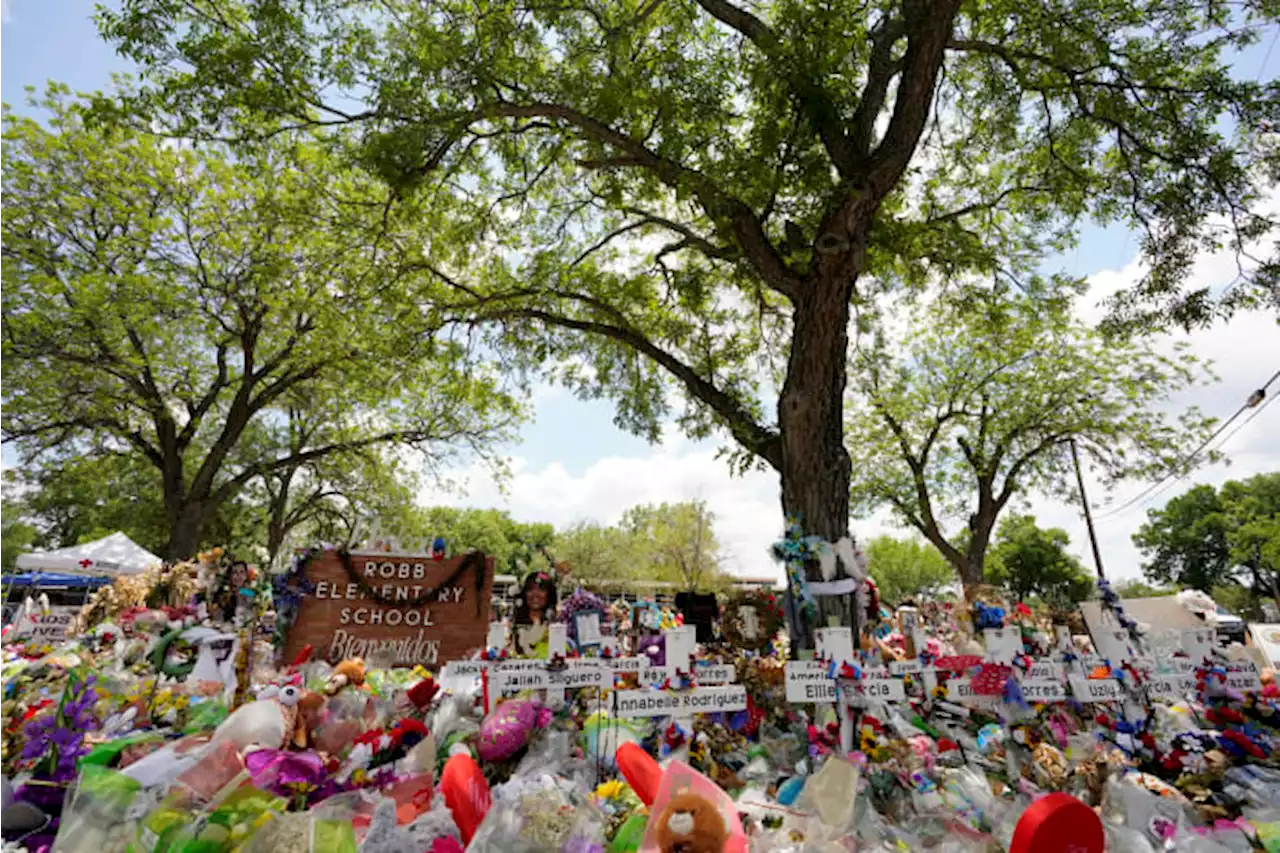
xmin=427 ymin=204 xmax=1279 ymax=588
xmin=1 ymin=0 xmax=12 ymax=24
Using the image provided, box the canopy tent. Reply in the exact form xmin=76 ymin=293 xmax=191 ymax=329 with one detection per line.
xmin=13 ymin=532 xmax=161 ymax=576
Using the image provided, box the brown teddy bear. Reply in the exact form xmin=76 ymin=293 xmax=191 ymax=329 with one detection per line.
xmin=655 ymin=791 xmax=729 ymax=853
xmin=325 ymin=658 xmax=367 ymax=695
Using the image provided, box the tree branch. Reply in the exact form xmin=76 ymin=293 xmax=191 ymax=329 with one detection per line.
xmin=466 ymin=101 xmax=804 ymax=298
xmin=693 ymin=0 xmax=859 ymax=175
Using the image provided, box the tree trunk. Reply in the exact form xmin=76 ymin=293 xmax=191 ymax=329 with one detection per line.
xmin=778 ymin=268 xmax=858 ymax=651
xmin=165 ymin=501 xmax=209 ymax=560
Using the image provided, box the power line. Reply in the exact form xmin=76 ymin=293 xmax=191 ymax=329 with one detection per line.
xmin=1092 ymin=365 xmax=1280 ymax=522
xmin=1215 ymin=386 xmax=1278 ymax=449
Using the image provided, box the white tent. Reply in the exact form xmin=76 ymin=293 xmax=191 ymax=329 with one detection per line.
xmin=13 ymin=532 xmax=162 ymax=576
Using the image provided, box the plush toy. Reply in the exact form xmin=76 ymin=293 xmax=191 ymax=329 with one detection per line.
xmin=211 ymin=684 xmax=303 ymax=751
xmin=325 ymin=658 xmax=367 ymax=696
xmin=653 ymin=791 xmax=730 ymax=853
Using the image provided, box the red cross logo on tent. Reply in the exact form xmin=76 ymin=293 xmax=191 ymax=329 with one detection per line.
xmin=79 ymin=559 xmax=94 ymax=569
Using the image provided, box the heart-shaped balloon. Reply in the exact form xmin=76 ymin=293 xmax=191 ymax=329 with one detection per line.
xmin=476 ymin=698 xmax=541 ymax=762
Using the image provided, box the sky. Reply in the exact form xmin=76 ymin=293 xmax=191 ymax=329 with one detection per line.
xmin=3 ymin=2 xmax=1278 ymax=584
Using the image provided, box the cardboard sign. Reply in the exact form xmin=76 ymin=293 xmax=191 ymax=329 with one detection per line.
xmin=282 ymin=551 xmax=495 ymax=667
xmin=785 ymin=661 xmax=837 ymax=703
xmin=1069 ymin=676 xmax=1123 ymax=703
xmin=614 ymin=686 xmax=748 ymax=718
xmin=11 ymin=606 xmax=79 ymax=641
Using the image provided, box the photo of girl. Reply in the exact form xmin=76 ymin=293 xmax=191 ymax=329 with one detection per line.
xmin=511 ymin=571 xmax=558 ymax=658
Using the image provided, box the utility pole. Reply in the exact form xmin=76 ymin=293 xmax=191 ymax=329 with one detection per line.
xmin=1070 ymin=438 xmax=1106 ymax=579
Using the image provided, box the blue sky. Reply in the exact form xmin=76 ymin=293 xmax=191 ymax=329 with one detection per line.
xmin=3 ymin=2 xmax=1278 ymax=581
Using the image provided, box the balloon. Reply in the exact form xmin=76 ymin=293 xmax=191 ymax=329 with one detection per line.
xmin=476 ymin=698 xmax=541 ymax=762
xmin=615 ymin=742 xmax=662 ymax=807
xmin=1009 ymin=793 xmax=1103 ymax=853
xmin=439 ymin=753 xmax=490 ymax=845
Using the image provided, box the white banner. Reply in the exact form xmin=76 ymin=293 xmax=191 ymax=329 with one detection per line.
xmin=11 ymin=607 xmax=78 ymax=641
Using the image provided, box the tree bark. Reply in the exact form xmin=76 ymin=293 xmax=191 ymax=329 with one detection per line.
xmin=778 ymin=266 xmax=858 ymax=650
xmin=165 ymin=500 xmax=209 ymax=560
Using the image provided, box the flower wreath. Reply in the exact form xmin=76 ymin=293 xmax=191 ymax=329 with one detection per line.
xmin=720 ymin=589 xmax=785 ymax=653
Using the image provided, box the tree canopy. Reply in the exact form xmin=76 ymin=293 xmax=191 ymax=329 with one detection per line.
xmin=864 ymin=534 xmax=955 ymax=605
xmin=1 ymin=88 xmax=522 ymax=558
xmin=846 ymin=285 xmax=1216 ymax=589
xmin=96 ymin=0 xmax=1279 ymax=645
xmin=556 ymin=500 xmax=730 ymax=592
xmin=986 ymin=514 xmax=1093 ymax=607
xmin=1134 ymin=473 xmax=1280 ymax=599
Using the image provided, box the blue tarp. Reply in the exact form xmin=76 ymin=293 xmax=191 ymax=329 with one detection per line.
xmin=3 ymin=572 xmax=112 ymax=589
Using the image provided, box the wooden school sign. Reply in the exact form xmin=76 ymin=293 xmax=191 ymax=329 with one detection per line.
xmin=283 ymin=550 xmax=495 ymax=667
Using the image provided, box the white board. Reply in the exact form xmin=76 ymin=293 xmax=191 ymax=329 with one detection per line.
xmin=614 ymin=686 xmax=748 ymax=718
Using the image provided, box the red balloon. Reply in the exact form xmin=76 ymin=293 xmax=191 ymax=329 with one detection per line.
xmin=615 ymin=742 xmax=662 ymax=807
xmin=439 ymin=753 xmax=491 ymax=844
xmin=1009 ymin=793 xmax=1103 ymax=853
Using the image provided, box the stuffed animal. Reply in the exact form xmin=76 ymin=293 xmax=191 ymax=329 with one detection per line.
xmin=325 ymin=658 xmax=367 ymax=696
xmin=654 ymin=791 xmax=729 ymax=853
xmin=211 ymin=684 xmax=303 ymax=751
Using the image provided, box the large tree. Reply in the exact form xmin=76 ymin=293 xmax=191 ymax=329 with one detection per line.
xmin=1134 ymin=473 xmax=1280 ymax=599
xmin=1 ymin=89 xmax=521 ymax=558
xmin=99 ymin=0 xmax=1277 ymax=642
xmin=846 ymin=284 xmax=1214 ymax=590
xmin=987 ymin=514 xmax=1093 ymax=607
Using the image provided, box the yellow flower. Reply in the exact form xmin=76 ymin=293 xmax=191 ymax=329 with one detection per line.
xmin=595 ymin=780 xmax=625 ymax=800
xmin=932 ymin=685 xmax=949 ymax=700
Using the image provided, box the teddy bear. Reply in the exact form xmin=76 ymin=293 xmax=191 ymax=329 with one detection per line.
xmin=654 ymin=791 xmax=729 ymax=853
xmin=326 ymin=658 xmax=367 ymax=696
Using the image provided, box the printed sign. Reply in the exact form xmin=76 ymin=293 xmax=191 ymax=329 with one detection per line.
xmin=493 ymin=659 xmax=610 ymax=693
xmin=282 ymin=551 xmax=495 ymax=667
xmin=440 ymin=660 xmax=489 ymax=691
xmin=614 ymin=686 xmax=748 ymax=718
xmin=1224 ymin=661 xmax=1262 ymax=693
xmin=889 ymin=659 xmax=923 ymax=676
xmin=1018 ymin=679 xmax=1066 ymax=703
xmin=944 ymin=678 xmax=995 ymax=706
xmin=609 ymin=656 xmax=647 ymax=674
xmin=1025 ymin=660 xmax=1064 ymax=682
xmin=842 ymin=675 xmax=906 ymax=706
xmin=11 ymin=606 xmax=79 ymax=641
xmin=1069 ymin=676 xmax=1123 ymax=703
xmin=693 ymin=662 xmax=737 ymax=684
xmin=739 ymin=606 xmax=760 ymax=640
xmin=785 ymin=661 xmax=837 ymax=703
xmin=1148 ymin=674 xmax=1196 ymax=700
